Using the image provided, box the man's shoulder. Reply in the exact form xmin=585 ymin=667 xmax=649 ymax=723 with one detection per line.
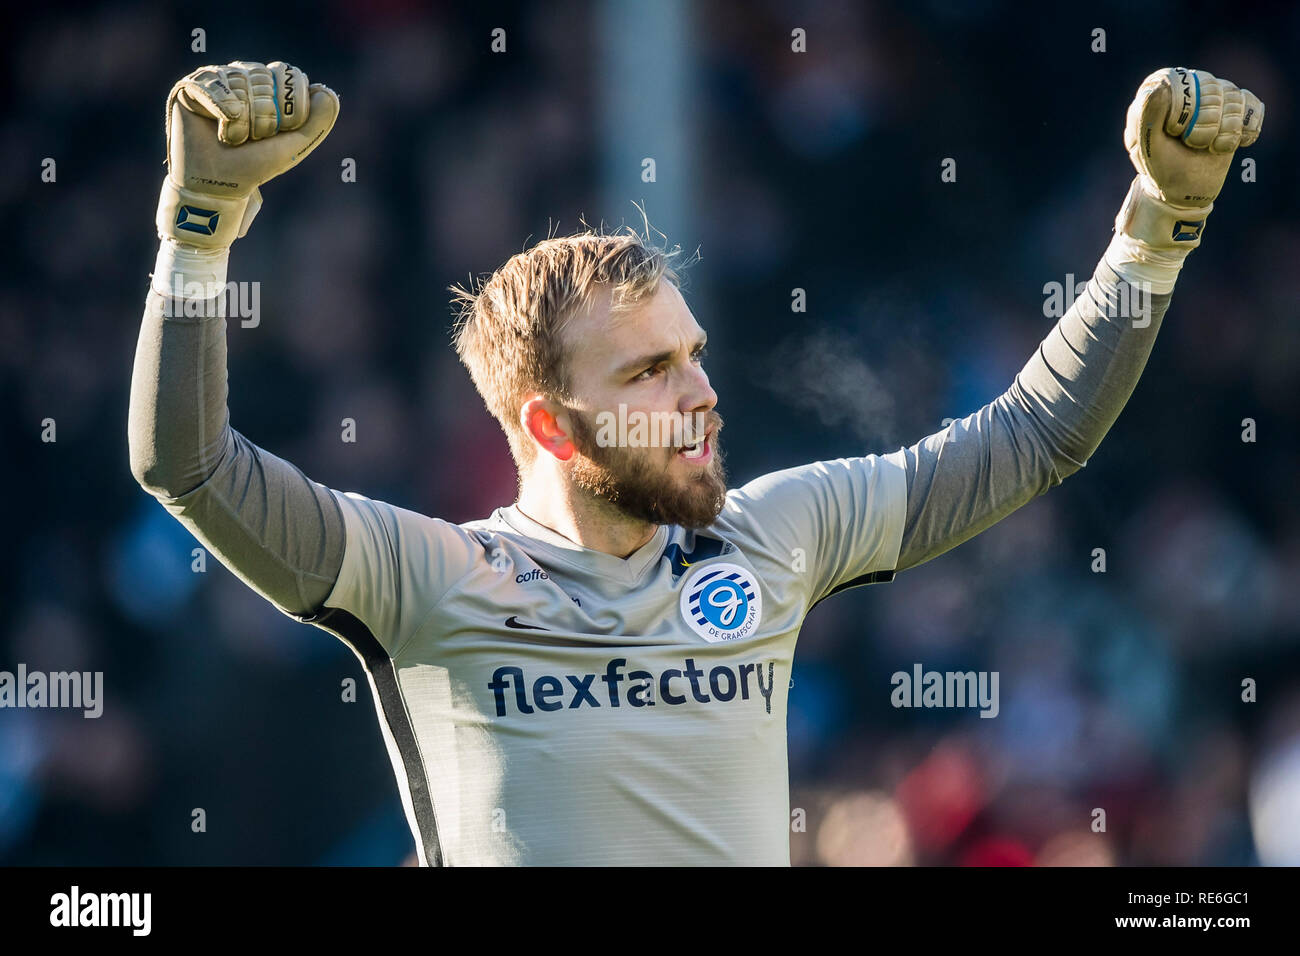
xmin=724 ymin=451 xmax=908 ymax=499
xmin=711 ymin=450 xmax=910 ymax=537
xmin=455 ymin=507 xmax=510 ymax=536
xmin=331 ymin=488 xmax=512 ymax=552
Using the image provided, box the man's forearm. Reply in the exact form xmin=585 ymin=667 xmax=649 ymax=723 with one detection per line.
xmin=894 ymin=249 xmax=1172 ymax=572
xmin=127 ymin=288 xmax=346 ymax=617
xmin=128 ymin=291 xmax=230 ymax=497
xmin=891 ymin=63 xmax=1265 ymax=575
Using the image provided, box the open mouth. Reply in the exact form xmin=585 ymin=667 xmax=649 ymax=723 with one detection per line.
xmin=677 ymin=428 xmax=713 ymax=463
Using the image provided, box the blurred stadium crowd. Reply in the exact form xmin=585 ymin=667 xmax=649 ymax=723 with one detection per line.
xmin=3 ymin=0 xmax=1299 ymax=865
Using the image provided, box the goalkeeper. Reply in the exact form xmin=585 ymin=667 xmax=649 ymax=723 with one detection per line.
xmin=128 ymin=62 xmax=1263 ymax=865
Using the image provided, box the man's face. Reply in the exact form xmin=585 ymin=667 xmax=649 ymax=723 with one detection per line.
xmin=555 ymin=281 xmax=727 ymax=529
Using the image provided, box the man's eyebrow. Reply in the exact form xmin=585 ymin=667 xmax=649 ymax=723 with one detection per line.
xmin=613 ymin=335 xmax=708 ymax=377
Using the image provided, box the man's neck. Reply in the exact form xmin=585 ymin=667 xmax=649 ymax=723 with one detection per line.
xmin=515 ymin=479 xmax=658 ymax=559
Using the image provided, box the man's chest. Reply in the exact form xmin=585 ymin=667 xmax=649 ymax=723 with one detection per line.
xmin=394 ymin=537 xmax=805 ymax=721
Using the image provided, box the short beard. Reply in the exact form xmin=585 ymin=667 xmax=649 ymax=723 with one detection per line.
xmin=566 ymin=409 xmax=728 ymax=529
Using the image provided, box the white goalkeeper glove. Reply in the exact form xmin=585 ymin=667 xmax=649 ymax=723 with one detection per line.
xmin=152 ymin=60 xmax=339 ymax=297
xmin=1126 ymin=66 xmax=1264 ymax=210
xmin=1108 ymin=67 xmax=1264 ymax=292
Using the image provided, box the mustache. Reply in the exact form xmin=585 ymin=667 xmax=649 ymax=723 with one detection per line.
xmin=567 ymin=407 xmax=724 ymax=456
xmin=676 ymin=410 xmax=724 ymax=447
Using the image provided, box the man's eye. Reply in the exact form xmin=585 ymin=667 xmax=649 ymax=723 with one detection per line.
xmin=633 ymin=348 xmax=705 ymax=382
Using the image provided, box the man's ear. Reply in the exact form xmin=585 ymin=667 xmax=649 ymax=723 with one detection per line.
xmin=521 ymin=397 xmax=575 ymax=462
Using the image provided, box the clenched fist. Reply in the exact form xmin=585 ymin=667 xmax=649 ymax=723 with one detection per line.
xmin=1125 ymin=67 xmax=1264 ymax=210
xmin=156 ymin=60 xmax=340 ymax=250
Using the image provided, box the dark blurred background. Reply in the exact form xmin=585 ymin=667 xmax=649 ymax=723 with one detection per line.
xmin=3 ymin=0 xmax=1299 ymax=865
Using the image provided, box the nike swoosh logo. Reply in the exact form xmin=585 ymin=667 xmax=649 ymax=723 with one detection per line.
xmin=504 ymin=616 xmax=550 ymax=631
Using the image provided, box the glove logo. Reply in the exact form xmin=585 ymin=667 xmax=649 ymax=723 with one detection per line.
xmin=1171 ymin=219 xmax=1204 ymax=242
xmin=679 ymin=562 xmax=762 ymax=644
xmin=1172 ymin=67 xmax=1194 ymax=128
xmin=175 ymin=205 xmax=221 ymax=236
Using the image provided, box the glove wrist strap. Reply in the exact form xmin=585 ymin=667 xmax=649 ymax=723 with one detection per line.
xmin=155 ymin=177 xmax=261 ymax=250
xmin=1106 ymin=176 xmax=1212 ymax=294
xmin=1115 ymin=175 xmax=1213 ymax=249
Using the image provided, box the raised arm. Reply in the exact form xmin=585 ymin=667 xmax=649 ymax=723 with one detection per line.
xmin=894 ymin=243 xmax=1165 ymax=572
xmin=895 ymin=67 xmax=1264 ymax=572
xmin=128 ymin=61 xmax=345 ymax=618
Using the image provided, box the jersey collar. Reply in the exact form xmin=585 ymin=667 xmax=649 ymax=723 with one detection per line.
xmin=496 ymin=504 xmax=671 ymax=583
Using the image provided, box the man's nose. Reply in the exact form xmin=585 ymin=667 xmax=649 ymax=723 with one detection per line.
xmin=681 ymin=365 xmax=717 ymax=416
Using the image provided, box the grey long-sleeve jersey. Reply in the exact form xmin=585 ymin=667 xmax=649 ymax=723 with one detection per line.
xmin=128 ymin=251 xmax=1171 ymax=865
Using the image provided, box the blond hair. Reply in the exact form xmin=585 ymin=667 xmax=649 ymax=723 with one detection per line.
xmin=449 ymin=219 xmax=686 ymax=472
